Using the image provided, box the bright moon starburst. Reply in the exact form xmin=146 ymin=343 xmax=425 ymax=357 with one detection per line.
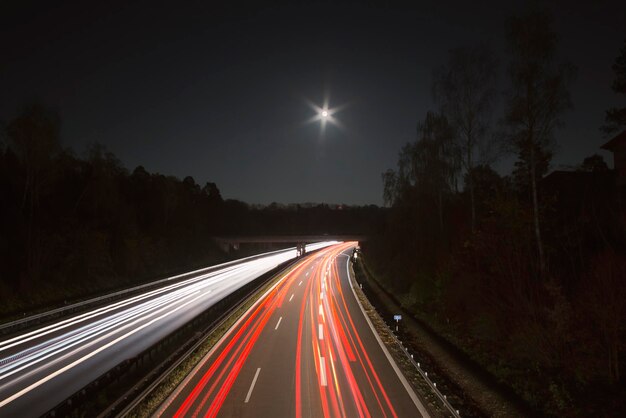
xmin=304 ymin=95 xmax=346 ymax=138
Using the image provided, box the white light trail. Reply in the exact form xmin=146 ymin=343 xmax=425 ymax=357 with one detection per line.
xmin=0 ymin=242 xmax=337 ymax=411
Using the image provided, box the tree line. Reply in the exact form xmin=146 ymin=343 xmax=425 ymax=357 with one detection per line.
xmin=0 ymin=109 xmax=383 ymax=317
xmin=369 ymin=10 xmax=625 ymax=416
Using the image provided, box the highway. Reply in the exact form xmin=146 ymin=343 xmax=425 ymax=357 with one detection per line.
xmin=0 ymin=242 xmax=334 ymax=417
xmin=157 ymin=242 xmax=429 ymax=418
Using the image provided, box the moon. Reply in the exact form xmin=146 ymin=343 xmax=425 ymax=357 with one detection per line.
xmin=303 ymin=97 xmax=347 ymax=135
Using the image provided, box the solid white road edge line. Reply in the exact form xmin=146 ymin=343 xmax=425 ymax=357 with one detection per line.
xmin=245 ymin=368 xmax=261 ymax=403
xmin=344 ymin=253 xmax=431 ymax=418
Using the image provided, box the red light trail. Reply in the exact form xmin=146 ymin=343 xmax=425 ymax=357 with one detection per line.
xmin=160 ymin=242 xmax=422 ymax=417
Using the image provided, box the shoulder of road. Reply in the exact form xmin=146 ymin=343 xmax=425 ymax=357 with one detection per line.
xmin=354 ymin=258 xmax=531 ymax=417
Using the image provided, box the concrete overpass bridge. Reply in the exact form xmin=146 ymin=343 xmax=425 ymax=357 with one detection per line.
xmin=213 ymin=235 xmax=367 ymax=253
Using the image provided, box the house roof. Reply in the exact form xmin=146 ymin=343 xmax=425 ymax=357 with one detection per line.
xmin=601 ymin=130 xmax=626 ymax=151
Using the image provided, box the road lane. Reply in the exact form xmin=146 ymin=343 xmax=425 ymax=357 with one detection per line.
xmin=159 ymin=242 xmax=428 ymax=417
xmin=0 ymin=243 xmax=334 ymax=417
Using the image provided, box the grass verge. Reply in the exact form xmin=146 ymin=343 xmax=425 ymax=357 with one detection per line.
xmin=347 ymin=260 xmax=448 ymax=417
xmin=355 ymin=257 xmax=531 ymax=418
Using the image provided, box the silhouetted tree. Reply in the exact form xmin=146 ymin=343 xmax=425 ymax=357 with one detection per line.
xmin=465 ymin=164 xmax=503 ymax=218
xmin=434 ymin=44 xmax=498 ymax=232
xmin=84 ymin=142 xmax=126 ymax=222
xmin=0 ymin=102 xmax=384 ymax=317
xmin=579 ymin=249 xmax=626 ymax=383
xmin=202 ymin=182 xmax=222 ymax=204
xmin=415 ymin=112 xmax=460 ymax=232
xmin=603 ymin=39 xmax=626 ymax=135
xmin=381 ymin=168 xmax=397 ymax=207
xmin=372 ymin=14 xmax=624 ymax=417
xmin=384 ymin=111 xmax=460 ymax=232
xmin=578 ymin=154 xmax=609 ymax=172
xmin=504 ymin=10 xmax=575 ymax=279
xmin=6 ymin=103 xmax=61 ymax=286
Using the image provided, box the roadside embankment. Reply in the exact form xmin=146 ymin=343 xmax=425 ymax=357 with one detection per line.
xmin=354 ymin=257 xmax=532 ymax=418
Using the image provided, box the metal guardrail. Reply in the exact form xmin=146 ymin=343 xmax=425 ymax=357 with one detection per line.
xmin=0 ymin=247 xmax=297 ymax=334
xmin=40 ymin=255 xmax=303 ymax=418
xmin=383 ymin=316 xmax=461 ymax=417
xmin=350 ymin=260 xmax=461 ymax=418
xmin=102 ymin=257 xmax=301 ymax=418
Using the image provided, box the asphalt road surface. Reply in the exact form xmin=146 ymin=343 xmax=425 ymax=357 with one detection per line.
xmin=0 ymin=243 xmax=334 ymax=417
xmin=157 ymin=242 xmax=429 ymax=418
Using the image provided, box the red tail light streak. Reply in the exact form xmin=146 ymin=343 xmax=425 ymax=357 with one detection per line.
xmin=160 ymin=242 xmax=423 ymax=418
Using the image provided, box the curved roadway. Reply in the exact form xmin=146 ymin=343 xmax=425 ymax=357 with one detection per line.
xmin=157 ymin=242 xmax=429 ymax=418
xmin=0 ymin=243 xmax=334 ymax=416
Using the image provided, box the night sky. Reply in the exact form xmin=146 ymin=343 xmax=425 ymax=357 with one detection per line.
xmin=1 ymin=1 xmax=624 ymax=205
